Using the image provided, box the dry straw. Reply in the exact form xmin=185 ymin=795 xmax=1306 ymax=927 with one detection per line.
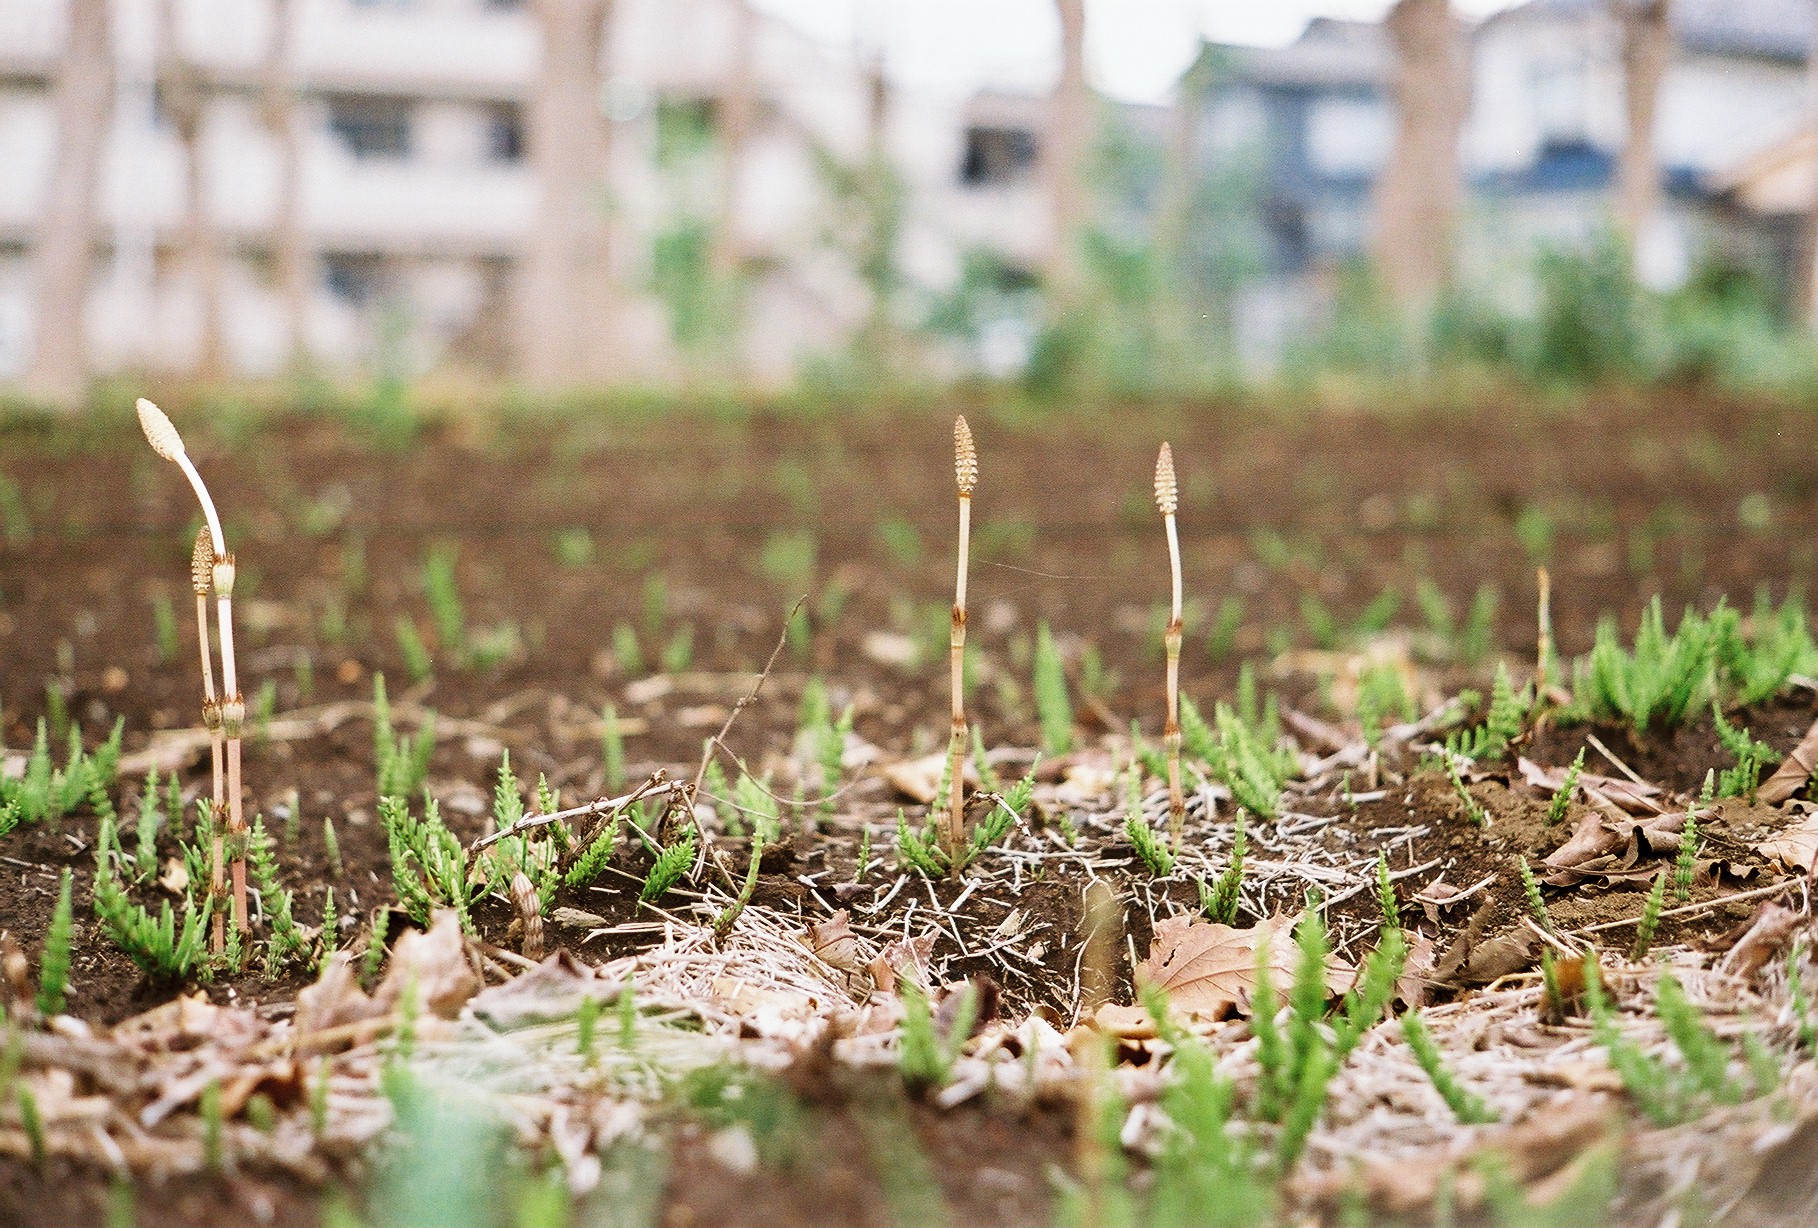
xmin=137 ymin=397 xmax=249 ymax=941
xmin=1154 ymin=443 xmax=1186 ymax=850
xmin=945 ymin=416 xmax=976 ymax=865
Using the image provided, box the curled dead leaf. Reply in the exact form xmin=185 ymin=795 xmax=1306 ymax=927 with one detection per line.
xmin=1135 ymin=914 xmax=1354 ymax=1021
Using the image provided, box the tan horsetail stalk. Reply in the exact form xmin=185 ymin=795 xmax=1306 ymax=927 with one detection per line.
xmin=1536 ymin=567 xmax=1554 ymax=692
xmin=945 ymin=416 xmax=976 ymax=864
xmin=137 ymin=397 xmax=249 ymax=941
xmin=1155 ymin=443 xmax=1185 ymax=850
xmin=192 ymin=526 xmax=228 ymax=935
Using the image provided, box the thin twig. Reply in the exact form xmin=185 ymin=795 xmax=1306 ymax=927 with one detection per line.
xmin=690 ymin=595 xmax=804 ymax=804
xmin=471 ymin=775 xmax=676 ymax=851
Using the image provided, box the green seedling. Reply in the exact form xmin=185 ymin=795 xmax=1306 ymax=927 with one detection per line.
xmin=1577 ymin=597 xmax=1720 ymax=731
xmin=1712 ymin=701 xmax=1779 ymax=800
xmin=1518 ymin=856 xmax=1553 ymax=934
xmin=713 ymin=835 xmax=765 ymax=938
xmin=1547 ymin=748 xmax=1585 ymax=825
xmin=1446 ymin=759 xmax=1487 ymax=826
xmin=1375 ymin=851 xmax=1400 ymax=933
xmin=601 ymin=703 xmax=627 ymax=792
xmin=1674 ymin=807 xmax=1698 ymax=902
xmin=612 ymin=622 xmax=644 ymax=675
xmin=639 ymin=827 xmax=695 ymax=903
xmin=1033 ymin=621 xmax=1074 ymax=756
xmin=421 ymin=542 xmax=466 ymax=665
xmin=1180 ymin=694 xmax=1296 ymax=820
xmin=1400 ymin=1011 xmax=1498 ymax=1123
xmin=36 ymin=869 xmax=74 ymax=1015
xmin=1201 ymin=813 xmax=1247 ymax=924
xmin=382 ymin=795 xmax=479 ymax=930
xmin=152 ymin=592 xmax=180 ymax=666
xmin=393 ymin=616 xmax=433 ymax=684
xmin=323 ymin=817 xmax=343 ymax=876
xmin=1632 ymin=869 xmax=1668 ymax=960
xmin=898 ymin=980 xmax=978 ymax=1090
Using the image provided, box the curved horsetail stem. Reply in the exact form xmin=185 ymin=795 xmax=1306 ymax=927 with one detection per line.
xmin=945 ymin=416 xmax=976 ymax=867
xmin=1155 ymin=443 xmax=1185 ymax=851
xmin=138 ymin=398 xmax=248 ymax=939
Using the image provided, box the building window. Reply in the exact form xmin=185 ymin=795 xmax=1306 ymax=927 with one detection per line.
xmin=485 ymin=103 xmax=524 ymax=163
xmin=328 ymin=96 xmax=413 ymax=160
xmin=959 ymin=126 xmax=1038 ymax=187
xmin=323 ymin=254 xmax=391 ymax=307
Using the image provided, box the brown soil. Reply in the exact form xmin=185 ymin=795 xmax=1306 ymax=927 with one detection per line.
xmin=2 ymin=387 xmax=1815 ymax=1226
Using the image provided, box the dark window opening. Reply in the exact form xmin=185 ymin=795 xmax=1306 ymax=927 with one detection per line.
xmin=328 ymin=96 xmax=413 ymax=160
xmin=960 ymin=125 xmax=1038 ymax=187
xmin=485 ymin=103 xmax=524 ymax=163
xmin=323 ymin=254 xmax=392 ymax=307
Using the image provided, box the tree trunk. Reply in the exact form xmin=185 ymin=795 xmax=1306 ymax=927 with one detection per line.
xmin=262 ymin=0 xmax=311 ymax=371
xmin=24 ymin=0 xmax=114 ymax=409
xmin=1371 ymin=0 xmax=1469 ymax=307
xmin=711 ymin=0 xmax=756 ymax=279
xmin=1614 ymin=0 xmax=1672 ymax=250
xmin=1045 ymin=0 xmax=1090 ymax=297
xmin=159 ymin=0 xmax=227 ymax=380
xmin=517 ymin=0 xmax=619 ymax=389
xmin=1807 ymin=0 xmax=1818 ymax=329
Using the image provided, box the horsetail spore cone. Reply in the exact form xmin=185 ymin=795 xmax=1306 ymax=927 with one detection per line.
xmin=944 ymin=416 xmax=976 ymax=865
xmin=1155 ymin=443 xmax=1185 ymax=850
xmin=137 ymin=398 xmax=249 ymax=941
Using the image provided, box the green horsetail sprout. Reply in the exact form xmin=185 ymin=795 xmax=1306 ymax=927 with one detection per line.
xmin=139 ymin=398 xmax=248 ymax=946
xmin=1033 ymin=622 xmax=1073 ymax=755
xmin=576 ymin=993 xmax=601 ymax=1063
xmin=36 ymin=869 xmax=74 ymax=1016
xmin=602 ymin=704 xmax=626 ymax=792
xmin=1633 ymin=869 xmax=1669 ymax=960
xmin=1518 ymin=857 xmax=1553 ymax=934
xmin=1674 ymin=807 xmax=1698 ymax=902
xmin=323 ymin=817 xmax=343 ymax=876
xmin=1547 ymin=748 xmax=1585 ymax=825
xmin=1400 ymin=1012 xmax=1498 ymax=1124
xmin=1375 ymin=851 xmax=1400 ymax=932
xmin=1201 ymin=812 xmax=1246 ymax=924
xmin=1155 ymin=443 xmax=1186 ymax=851
xmin=713 ymin=835 xmax=766 ymax=939
xmin=944 ymin=416 xmax=976 ymax=868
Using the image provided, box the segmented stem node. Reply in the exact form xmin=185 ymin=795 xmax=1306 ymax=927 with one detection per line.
xmin=954 ymin=416 xmax=977 ymax=496
xmin=136 ymin=397 xmax=186 ymax=461
xmin=1153 ymin=442 xmax=1177 ymax=515
xmin=191 ymin=526 xmax=215 ymax=595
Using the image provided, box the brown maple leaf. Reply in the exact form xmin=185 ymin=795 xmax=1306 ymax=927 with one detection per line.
xmin=1134 ymin=914 xmax=1354 ymax=1020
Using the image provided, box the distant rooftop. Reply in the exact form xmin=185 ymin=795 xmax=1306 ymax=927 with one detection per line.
xmin=1495 ymin=0 xmax=1814 ymax=62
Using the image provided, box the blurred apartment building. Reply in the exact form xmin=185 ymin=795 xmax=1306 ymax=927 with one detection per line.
xmin=0 ymin=0 xmax=1061 ymax=385
xmin=1197 ymin=0 xmax=1816 ymax=350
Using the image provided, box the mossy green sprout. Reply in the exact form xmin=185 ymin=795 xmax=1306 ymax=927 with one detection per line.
xmin=1154 ymin=443 xmax=1186 ymax=850
xmin=137 ymin=397 xmax=249 ymax=946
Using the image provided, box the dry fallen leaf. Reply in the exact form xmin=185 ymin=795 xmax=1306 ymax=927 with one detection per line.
xmin=880 ymin=753 xmax=949 ymax=804
xmin=1134 ymin=914 xmax=1354 ymax=1020
xmin=1758 ymin=717 xmax=1818 ymax=804
xmin=1719 ymin=901 xmax=1804 ymax=980
xmin=1756 ymin=812 xmax=1818 ymax=874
